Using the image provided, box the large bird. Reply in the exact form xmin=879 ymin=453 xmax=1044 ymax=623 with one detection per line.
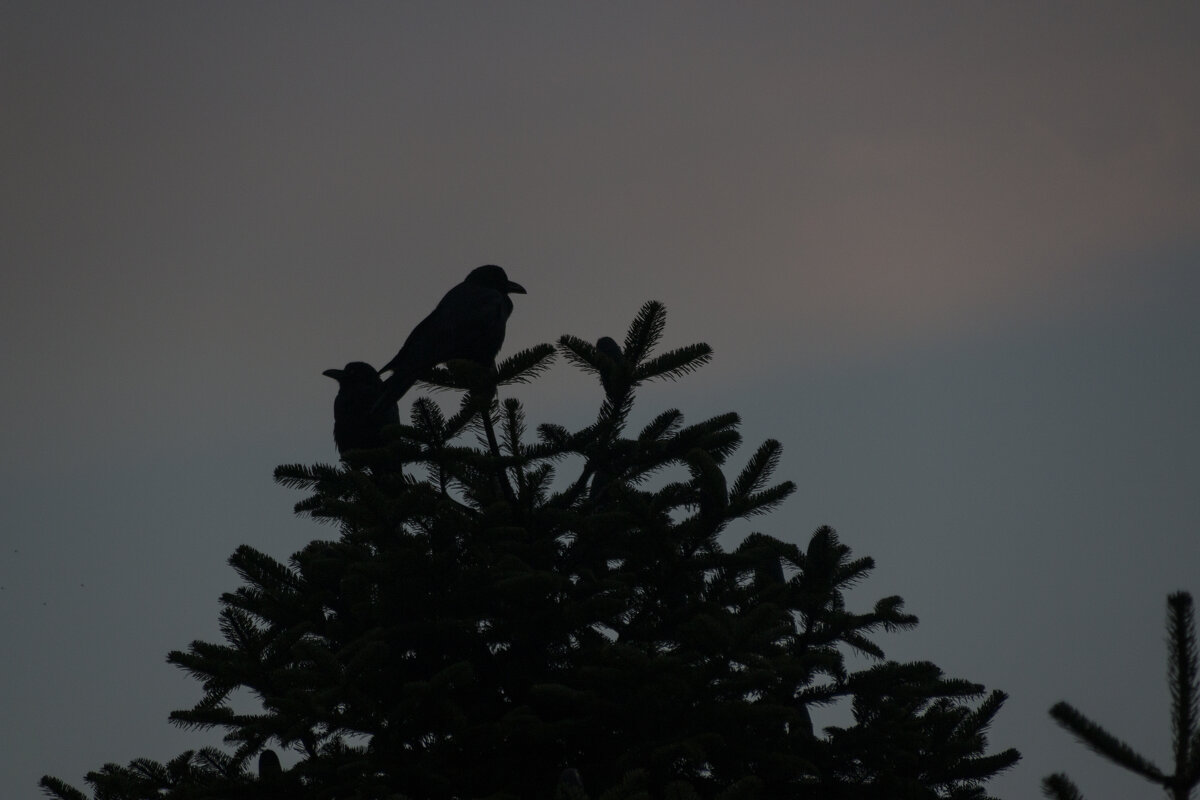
xmin=322 ymin=361 xmax=400 ymax=455
xmin=376 ymin=264 xmax=526 ymax=406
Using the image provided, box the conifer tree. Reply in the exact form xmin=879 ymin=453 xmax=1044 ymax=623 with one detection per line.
xmin=42 ymin=301 xmax=1018 ymax=799
xmin=1043 ymin=591 xmax=1200 ymax=800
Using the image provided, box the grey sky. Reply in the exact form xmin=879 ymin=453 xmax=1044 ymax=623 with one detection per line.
xmin=2 ymin=4 xmax=1198 ymax=797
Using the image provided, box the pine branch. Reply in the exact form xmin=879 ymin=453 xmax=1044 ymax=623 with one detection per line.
xmin=166 ymin=643 xmax=240 ymax=699
xmin=291 ymin=493 xmax=328 ymax=518
xmin=1168 ymin=591 xmax=1198 ymax=783
xmin=622 ymin=300 xmax=668 ymax=366
xmin=841 ymin=632 xmax=885 ymax=660
xmin=640 ymin=414 xmax=741 ymax=472
xmin=872 ymin=595 xmax=919 ymax=631
xmin=937 ymin=690 xmax=1020 ymax=783
xmin=410 ymin=396 xmax=448 ymax=442
xmin=727 ymin=482 xmax=796 ymax=519
xmin=227 ymin=545 xmax=300 ymax=598
xmin=37 ymin=776 xmax=88 ymax=800
xmin=557 ymin=334 xmax=603 ymax=375
xmin=833 ymin=555 xmax=877 ymax=590
xmin=217 ymin=607 xmax=265 ymax=654
xmin=497 ymin=343 xmax=558 ymax=385
xmin=537 ymin=422 xmax=574 ymax=450
xmin=1188 ymin=726 xmax=1200 ymax=786
xmin=273 ymin=462 xmax=342 ymax=491
xmin=192 ymin=746 xmax=241 ymax=777
xmin=500 ymin=397 xmax=527 ymax=459
xmin=805 ymin=526 xmax=847 ymax=570
xmin=729 ymin=439 xmax=783 ymax=500
xmin=169 ymin=705 xmax=238 ymax=731
xmin=1042 ymin=773 xmax=1087 ymax=800
xmin=942 ymin=747 xmax=1022 ymax=784
xmin=638 ymin=409 xmax=684 ymax=443
xmin=1048 ymin=701 xmax=1167 ymax=784
xmin=636 ymin=343 xmax=713 ymax=382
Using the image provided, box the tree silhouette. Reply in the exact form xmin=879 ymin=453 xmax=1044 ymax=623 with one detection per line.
xmin=42 ymin=301 xmax=1018 ymax=799
xmin=1043 ymin=591 xmax=1200 ymax=800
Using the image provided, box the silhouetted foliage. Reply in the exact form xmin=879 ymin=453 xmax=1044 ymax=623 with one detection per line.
xmin=42 ymin=301 xmax=1018 ymax=799
xmin=1043 ymin=592 xmax=1200 ymax=800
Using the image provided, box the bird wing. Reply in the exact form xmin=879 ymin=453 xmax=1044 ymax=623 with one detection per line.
xmin=435 ymin=281 xmax=513 ymax=364
xmin=384 ymin=281 xmax=511 ymax=373
xmin=377 ymin=281 xmax=514 ymax=404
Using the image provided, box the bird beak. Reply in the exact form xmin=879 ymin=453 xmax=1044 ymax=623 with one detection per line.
xmin=506 ymin=280 xmax=527 ymax=294
xmin=322 ymin=369 xmax=344 ymax=380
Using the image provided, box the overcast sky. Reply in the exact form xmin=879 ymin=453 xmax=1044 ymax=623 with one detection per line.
xmin=2 ymin=4 xmax=1198 ymax=798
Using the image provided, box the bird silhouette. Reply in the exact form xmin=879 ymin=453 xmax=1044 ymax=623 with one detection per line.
xmin=376 ymin=264 xmax=526 ymax=406
xmin=322 ymin=361 xmax=400 ymax=455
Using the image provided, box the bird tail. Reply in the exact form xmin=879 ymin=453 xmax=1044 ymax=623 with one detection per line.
xmin=373 ymin=367 xmax=417 ymax=413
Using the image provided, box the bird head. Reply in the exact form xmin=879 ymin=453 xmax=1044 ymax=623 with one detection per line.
xmin=322 ymin=362 xmax=380 ymax=385
xmin=466 ymin=264 xmax=526 ymax=295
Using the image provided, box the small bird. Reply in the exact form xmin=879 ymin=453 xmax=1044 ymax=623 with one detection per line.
xmin=377 ymin=265 xmax=526 ymax=406
xmin=322 ymin=361 xmax=400 ymax=455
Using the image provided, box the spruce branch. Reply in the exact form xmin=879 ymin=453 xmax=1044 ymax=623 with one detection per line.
xmin=621 ymin=299 xmax=668 ymax=366
xmin=1168 ymin=591 xmax=1199 ymax=781
xmin=726 ymin=482 xmax=796 ymax=520
xmin=410 ymin=396 xmax=448 ymax=442
xmin=1042 ymin=772 xmax=1086 ymax=800
xmin=38 ymin=776 xmax=89 ymax=800
xmin=497 ymin=343 xmax=558 ymax=385
xmin=729 ymin=439 xmax=783 ymax=501
xmin=636 ymin=343 xmax=713 ymax=382
xmin=638 ymin=409 xmax=684 ymax=443
xmin=942 ymin=743 xmax=1021 ymax=784
xmin=1048 ymin=701 xmax=1167 ymax=783
xmin=1189 ymin=726 xmax=1200 ymax=786
xmin=272 ymin=462 xmax=341 ymax=491
xmin=500 ymin=397 xmax=527 ymax=459
xmin=557 ymin=334 xmax=604 ymax=375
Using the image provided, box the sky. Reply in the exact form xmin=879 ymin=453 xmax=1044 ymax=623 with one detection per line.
xmin=2 ymin=3 xmax=1198 ymax=797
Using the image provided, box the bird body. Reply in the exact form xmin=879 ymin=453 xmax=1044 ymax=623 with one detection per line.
xmin=322 ymin=361 xmax=400 ymax=455
xmin=377 ymin=265 xmax=526 ymax=405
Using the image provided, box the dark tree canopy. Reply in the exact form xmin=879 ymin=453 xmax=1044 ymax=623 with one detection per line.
xmin=42 ymin=301 xmax=1018 ymax=800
